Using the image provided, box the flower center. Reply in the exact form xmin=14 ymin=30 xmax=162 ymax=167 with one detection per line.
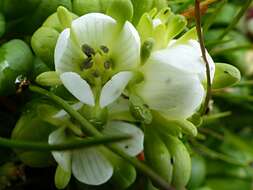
xmin=81 ymin=44 xmax=113 ymax=77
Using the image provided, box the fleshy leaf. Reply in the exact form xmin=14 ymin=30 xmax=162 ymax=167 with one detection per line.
xmin=212 ymin=63 xmax=241 ymax=89
xmin=55 ymin=165 xmax=71 ymax=189
xmin=72 ymin=147 xmax=113 ymax=185
xmin=36 ymin=71 xmax=61 ymax=86
xmin=100 ymin=71 xmax=133 ymax=108
xmin=60 ymin=72 xmax=95 ymax=106
xmin=102 ymin=121 xmax=144 ymax=156
xmin=48 ymin=128 xmax=71 ymax=172
xmin=106 ymin=0 xmax=134 ymax=24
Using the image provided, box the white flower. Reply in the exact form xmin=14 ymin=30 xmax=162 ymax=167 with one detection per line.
xmin=49 ymin=122 xmax=144 ymax=185
xmin=50 ymin=12 xmax=144 ymax=186
xmin=133 ymin=39 xmax=215 ymax=119
xmin=55 ymin=13 xmax=140 ymax=74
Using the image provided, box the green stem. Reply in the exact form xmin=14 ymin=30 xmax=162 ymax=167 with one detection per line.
xmin=0 ymin=135 xmax=131 ymax=151
xmin=29 ymin=85 xmax=174 ymax=190
xmin=195 ymin=0 xmax=212 ymax=116
xmin=190 ymin=139 xmax=247 ymax=166
xmin=217 ymin=0 xmax=253 ymax=40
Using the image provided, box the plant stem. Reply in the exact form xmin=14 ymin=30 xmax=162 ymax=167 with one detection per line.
xmin=29 ymin=85 xmax=174 ymax=190
xmin=0 ymin=135 xmax=130 ymax=151
xmin=217 ymin=0 xmax=253 ymax=40
xmin=195 ymin=0 xmax=212 ymax=116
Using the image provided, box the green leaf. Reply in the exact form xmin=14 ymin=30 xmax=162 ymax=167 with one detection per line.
xmin=0 ymin=12 xmax=5 ymax=37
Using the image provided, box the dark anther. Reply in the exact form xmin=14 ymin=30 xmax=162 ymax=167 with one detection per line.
xmin=164 ymin=9 xmax=169 ymax=14
xmin=82 ymin=44 xmax=95 ymax=57
xmin=82 ymin=57 xmax=93 ymax=69
xmin=104 ymin=60 xmax=112 ymax=69
xmin=93 ymin=70 xmax=100 ymax=78
xmin=100 ymin=45 xmax=109 ymax=53
xmin=15 ymin=75 xmax=30 ymax=94
xmin=125 ymin=145 xmax=129 ymax=149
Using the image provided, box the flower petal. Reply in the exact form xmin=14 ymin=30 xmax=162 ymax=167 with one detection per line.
xmin=48 ymin=128 xmax=71 ymax=172
xmin=166 ymin=39 xmax=215 ymax=82
xmin=60 ymin=72 xmax=95 ymax=106
xmin=54 ymin=28 xmax=84 ymax=74
xmin=102 ymin=121 xmax=144 ymax=156
xmin=99 ymin=71 xmax=133 ymax=108
xmin=134 ymin=53 xmax=205 ymax=119
xmin=72 ymin=147 xmax=113 ymax=185
xmin=110 ymin=21 xmax=141 ymax=71
xmin=53 ymin=102 xmax=83 ymax=118
xmin=71 ymin=13 xmax=116 ymax=50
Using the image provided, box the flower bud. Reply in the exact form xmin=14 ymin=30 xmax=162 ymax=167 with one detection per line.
xmin=36 ymin=71 xmax=61 ymax=86
xmin=73 ymin=0 xmax=102 ymax=15
xmin=212 ymin=63 xmax=241 ymax=89
xmin=106 ymin=0 xmax=134 ymax=25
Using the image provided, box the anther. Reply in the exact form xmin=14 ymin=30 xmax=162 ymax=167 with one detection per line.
xmin=104 ymin=60 xmax=112 ymax=69
xmin=100 ymin=45 xmax=109 ymax=53
xmin=82 ymin=44 xmax=95 ymax=57
xmin=82 ymin=57 xmax=93 ymax=69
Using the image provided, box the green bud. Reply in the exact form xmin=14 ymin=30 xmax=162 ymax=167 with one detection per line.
xmin=174 ymin=27 xmax=198 ymax=46
xmin=162 ymin=135 xmax=191 ymax=189
xmin=144 ymin=126 xmax=173 ymax=184
xmin=31 ymin=27 xmax=59 ymax=69
xmin=30 ymin=57 xmax=50 ymax=80
xmin=0 ymin=12 xmax=5 ymax=37
xmin=55 ymin=165 xmax=71 ymax=189
xmin=129 ymin=94 xmax=152 ymax=124
xmin=212 ymin=63 xmax=241 ymax=89
xmin=166 ymin=14 xmax=187 ymax=41
xmin=141 ymin=38 xmax=155 ymax=64
xmin=11 ymin=99 xmax=58 ymax=167
xmin=152 ymin=0 xmax=168 ymax=10
xmin=73 ymin=0 xmax=102 ymax=15
xmin=187 ymin=154 xmax=206 ymax=189
xmin=171 ymin=119 xmax=198 ymax=137
xmin=57 ymin=6 xmax=72 ymax=28
xmin=0 ymin=39 xmax=33 ymax=95
xmin=136 ymin=13 xmax=153 ymax=42
xmin=131 ymin=0 xmax=154 ymax=25
xmin=107 ymin=0 xmax=134 ymax=25
xmin=36 ymin=71 xmax=61 ymax=86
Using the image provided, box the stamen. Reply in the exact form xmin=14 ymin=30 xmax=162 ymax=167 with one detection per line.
xmin=100 ymin=45 xmax=109 ymax=53
xmin=104 ymin=59 xmax=112 ymax=69
xmin=82 ymin=57 xmax=93 ymax=69
xmin=82 ymin=44 xmax=95 ymax=57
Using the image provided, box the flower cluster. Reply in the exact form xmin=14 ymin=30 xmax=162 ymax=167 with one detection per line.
xmin=36 ymin=5 xmax=216 ymax=188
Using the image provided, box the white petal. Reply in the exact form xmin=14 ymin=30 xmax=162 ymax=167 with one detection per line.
xmin=55 ymin=29 xmax=84 ymax=74
xmin=134 ymin=54 xmax=205 ymax=119
xmin=102 ymin=121 xmax=144 ymax=156
xmin=166 ymin=39 xmax=215 ymax=82
xmin=53 ymin=102 xmax=83 ymax=118
xmin=71 ymin=13 xmax=116 ymax=50
xmin=99 ymin=71 xmax=133 ymax=108
xmin=60 ymin=72 xmax=95 ymax=106
xmin=72 ymin=147 xmax=113 ymax=185
xmin=110 ymin=21 xmax=141 ymax=71
xmin=48 ymin=128 xmax=71 ymax=172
